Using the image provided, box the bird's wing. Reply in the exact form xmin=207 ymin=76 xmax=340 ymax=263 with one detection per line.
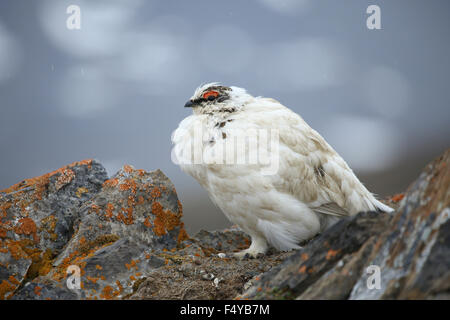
xmin=253 ymin=99 xmax=375 ymax=217
xmin=311 ymin=202 xmax=349 ymax=217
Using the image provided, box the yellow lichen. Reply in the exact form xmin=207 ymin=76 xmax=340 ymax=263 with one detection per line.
xmin=76 ymin=187 xmax=89 ymax=198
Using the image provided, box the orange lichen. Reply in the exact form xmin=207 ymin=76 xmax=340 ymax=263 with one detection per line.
xmin=177 ymin=226 xmax=189 ymax=244
xmin=0 ymin=280 xmax=16 ymax=300
xmin=87 ymin=276 xmax=99 ymax=284
xmin=40 ymin=215 xmax=58 ymax=242
xmin=116 ymin=211 xmax=125 ymax=224
xmin=79 ymin=237 xmax=87 ymax=246
xmin=23 ymin=247 xmax=54 ymax=279
xmin=137 ymin=196 xmax=145 ymax=205
xmin=127 ymin=195 xmax=136 ymax=208
xmin=3 ymin=239 xmax=29 ymax=260
xmin=98 ymin=281 xmax=122 ymax=300
xmin=10 ymin=244 xmax=54 ymax=280
xmin=391 ymin=193 xmax=405 ymax=203
xmin=143 ymin=217 xmax=152 ymax=228
xmin=150 ymin=201 xmax=185 ymax=238
xmin=125 ymin=259 xmax=139 ymax=271
xmin=105 ymin=203 xmax=115 ymax=220
xmin=115 ymin=280 xmax=123 ymax=294
xmin=14 ymin=217 xmax=39 ymax=243
xmin=150 ymin=187 xmax=161 ymax=199
xmin=0 ymin=159 xmax=92 ymax=201
xmin=103 ymin=179 xmax=119 ymax=189
xmin=77 ymin=234 xmax=119 ymax=256
xmin=91 ymin=204 xmax=100 ymax=214
xmin=53 ymin=235 xmax=118 ymax=282
xmin=301 ymin=253 xmax=309 ymax=261
xmin=298 ymin=265 xmax=307 ymax=274
xmin=55 ymin=169 xmax=75 ymax=190
xmin=326 ymin=249 xmax=340 ymax=260
xmin=119 ymin=179 xmax=137 ymax=194
xmin=100 ymin=286 xmax=115 ymax=300
xmin=8 ymin=275 xmax=20 ymax=286
xmin=0 ymin=202 xmax=12 ymax=219
xmin=34 ymin=285 xmax=42 ymax=296
xmin=116 ymin=207 xmax=134 ymax=225
xmin=123 ymin=165 xmax=134 ymax=174
xmin=152 ymin=217 xmax=166 ymax=237
xmin=95 ymin=265 xmax=103 ymax=270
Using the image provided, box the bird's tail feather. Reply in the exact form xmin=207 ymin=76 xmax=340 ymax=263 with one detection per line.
xmin=371 ymin=198 xmax=394 ymax=213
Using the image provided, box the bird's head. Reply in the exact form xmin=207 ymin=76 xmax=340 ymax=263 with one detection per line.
xmin=184 ymin=83 xmax=253 ymax=115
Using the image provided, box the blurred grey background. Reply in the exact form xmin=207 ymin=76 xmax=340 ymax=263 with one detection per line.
xmin=0 ymin=0 xmax=449 ymax=234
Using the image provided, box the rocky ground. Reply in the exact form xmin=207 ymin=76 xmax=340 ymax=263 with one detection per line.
xmin=0 ymin=150 xmax=448 ymax=300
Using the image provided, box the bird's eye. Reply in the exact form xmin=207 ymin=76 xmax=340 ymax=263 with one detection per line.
xmin=203 ymin=90 xmax=219 ymax=101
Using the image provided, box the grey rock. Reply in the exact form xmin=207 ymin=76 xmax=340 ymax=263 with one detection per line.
xmin=239 ymin=211 xmax=390 ymax=299
xmin=349 ymin=150 xmax=450 ymax=300
xmin=0 ymin=159 xmax=107 ymax=299
xmin=239 ymin=149 xmax=450 ymax=300
xmin=11 ymin=164 xmax=188 ymax=300
xmin=194 ymin=227 xmax=251 ymax=253
xmin=2 ymin=149 xmax=449 ymax=300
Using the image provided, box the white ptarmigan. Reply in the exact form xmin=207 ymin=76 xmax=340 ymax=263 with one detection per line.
xmin=172 ymin=83 xmax=393 ymax=258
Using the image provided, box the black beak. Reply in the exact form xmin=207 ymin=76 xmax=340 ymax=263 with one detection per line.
xmin=184 ymin=100 xmax=195 ymax=108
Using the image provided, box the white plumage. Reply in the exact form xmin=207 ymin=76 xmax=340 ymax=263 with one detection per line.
xmin=172 ymin=83 xmax=393 ymax=258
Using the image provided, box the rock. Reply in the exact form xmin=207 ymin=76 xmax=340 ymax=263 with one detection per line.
xmin=128 ymin=228 xmax=294 ymax=300
xmin=0 ymin=160 xmax=107 ymax=299
xmin=194 ymin=227 xmax=252 ymax=253
xmin=238 ymin=211 xmax=390 ymax=299
xmin=349 ymin=150 xmax=450 ymax=299
xmin=10 ymin=164 xmax=188 ymax=300
xmin=239 ymin=149 xmax=450 ymax=300
xmin=1 ymin=149 xmax=449 ymax=300
xmin=3 ymin=159 xmax=288 ymax=300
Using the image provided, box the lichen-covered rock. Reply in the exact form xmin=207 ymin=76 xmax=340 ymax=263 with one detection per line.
xmin=239 ymin=149 xmax=450 ymax=300
xmin=4 ymin=159 xmax=288 ymax=300
xmin=0 ymin=160 xmax=107 ymax=299
xmin=349 ymin=150 xmax=450 ymax=299
xmin=2 ymin=149 xmax=449 ymax=300
xmin=10 ymin=164 xmax=189 ymax=300
xmin=238 ymin=211 xmax=391 ymax=299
